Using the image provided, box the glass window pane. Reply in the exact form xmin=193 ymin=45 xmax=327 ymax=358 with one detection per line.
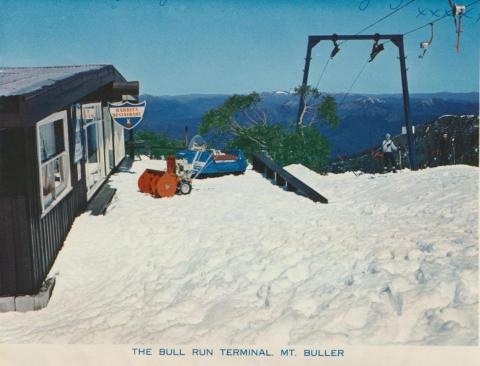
xmin=36 ymin=111 xmax=71 ymax=213
xmin=87 ymin=124 xmax=98 ymax=163
xmin=39 ymin=119 xmax=64 ymax=163
xmin=41 ymin=162 xmax=55 ymax=209
xmin=41 ymin=154 xmax=68 ymax=211
xmin=86 ymin=123 xmax=101 ymax=189
xmin=54 ymin=119 xmax=65 ymax=153
xmin=54 ymin=155 xmax=67 ymax=196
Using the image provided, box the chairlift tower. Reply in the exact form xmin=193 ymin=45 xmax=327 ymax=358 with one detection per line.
xmin=297 ymin=34 xmax=417 ymax=170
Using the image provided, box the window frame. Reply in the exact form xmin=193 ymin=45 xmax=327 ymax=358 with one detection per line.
xmin=36 ymin=110 xmax=72 ymax=217
xmin=82 ymin=102 xmax=105 ymax=200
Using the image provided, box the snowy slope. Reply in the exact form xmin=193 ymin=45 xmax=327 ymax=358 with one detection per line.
xmin=0 ymin=160 xmax=477 ymax=345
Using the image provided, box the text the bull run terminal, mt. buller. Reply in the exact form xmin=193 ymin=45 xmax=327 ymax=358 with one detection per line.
xmin=131 ymin=347 xmax=345 ymax=357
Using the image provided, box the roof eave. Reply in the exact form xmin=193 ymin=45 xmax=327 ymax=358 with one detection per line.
xmin=21 ymin=65 xmax=127 ymax=126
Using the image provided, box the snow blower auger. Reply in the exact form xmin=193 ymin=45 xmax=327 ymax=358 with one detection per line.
xmin=137 ymin=156 xmax=192 ymax=198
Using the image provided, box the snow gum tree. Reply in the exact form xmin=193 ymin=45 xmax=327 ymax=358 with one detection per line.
xmin=199 ymin=86 xmax=339 ymax=170
xmin=293 ymin=85 xmax=340 ymax=129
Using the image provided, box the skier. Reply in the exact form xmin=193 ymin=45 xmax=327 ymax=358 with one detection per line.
xmin=382 ymin=133 xmax=398 ymax=172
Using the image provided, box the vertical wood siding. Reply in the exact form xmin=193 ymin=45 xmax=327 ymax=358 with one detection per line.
xmin=22 ymin=111 xmax=88 ymax=295
xmin=0 ymin=128 xmax=33 ymax=295
xmin=0 ymin=114 xmax=87 ymax=296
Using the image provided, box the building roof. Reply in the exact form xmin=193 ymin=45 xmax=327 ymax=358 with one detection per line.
xmin=0 ymin=64 xmax=128 ymax=128
xmin=0 ymin=65 xmax=107 ymax=97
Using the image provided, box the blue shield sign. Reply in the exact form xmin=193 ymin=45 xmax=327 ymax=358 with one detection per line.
xmin=108 ymin=101 xmax=146 ymax=130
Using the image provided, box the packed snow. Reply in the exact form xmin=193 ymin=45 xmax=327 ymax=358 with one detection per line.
xmin=0 ymin=159 xmax=478 ymax=345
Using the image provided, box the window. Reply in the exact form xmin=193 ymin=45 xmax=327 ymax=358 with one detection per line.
xmin=113 ymin=118 xmax=125 ymax=166
xmin=82 ymin=103 xmax=105 ymax=198
xmin=36 ymin=110 xmax=71 ymax=214
xmin=102 ymin=106 xmax=114 ymax=173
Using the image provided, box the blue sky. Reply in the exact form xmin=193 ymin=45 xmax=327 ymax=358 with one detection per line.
xmin=0 ymin=0 xmax=478 ymax=95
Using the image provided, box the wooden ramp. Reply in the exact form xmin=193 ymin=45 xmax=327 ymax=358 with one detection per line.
xmin=252 ymin=152 xmax=328 ymax=204
xmin=116 ymin=156 xmax=133 ymax=172
xmin=87 ymin=184 xmax=117 ymax=216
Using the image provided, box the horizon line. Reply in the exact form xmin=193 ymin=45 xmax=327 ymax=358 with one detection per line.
xmin=139 ymin=90 xmax=480 ymax=98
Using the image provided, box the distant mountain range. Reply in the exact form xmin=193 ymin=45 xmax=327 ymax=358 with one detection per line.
xmin=139 ymin=91 xmax=479 ymax=157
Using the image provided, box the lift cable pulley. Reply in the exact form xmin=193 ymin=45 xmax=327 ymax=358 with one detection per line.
xmin=369 ymin=34 xmax=385 ymax=62
xmin=330 ymin=34 xmax=341 ymax=59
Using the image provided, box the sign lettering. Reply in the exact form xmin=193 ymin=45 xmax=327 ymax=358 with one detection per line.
xmin=108 ymin=101 xmax=146 ymax=130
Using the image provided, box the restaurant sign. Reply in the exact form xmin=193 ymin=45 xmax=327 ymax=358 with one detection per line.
xmin=108 ymin=100 xmax=146 ymax=130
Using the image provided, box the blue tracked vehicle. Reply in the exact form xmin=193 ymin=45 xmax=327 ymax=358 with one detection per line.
xmin=175 ymin=135 xmax=248 ymax=177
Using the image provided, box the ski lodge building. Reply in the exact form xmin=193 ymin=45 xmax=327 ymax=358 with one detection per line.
xmin=0 ymin=65 xmax=138 ymax=298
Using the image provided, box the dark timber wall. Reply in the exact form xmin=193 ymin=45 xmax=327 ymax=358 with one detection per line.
xmin=0 ymin=128 xmax=32 ymax=295
xmin=0 ymin=65 xmax=136 ymax=296
xmin=0 ymin=111 xmax=90 ymax=296
xmin=22 ymin=112 xmax=88 ymax=296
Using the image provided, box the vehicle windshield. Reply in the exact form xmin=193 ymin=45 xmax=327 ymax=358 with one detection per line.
xmin=188 ymin=135 xmax=208 ymax=151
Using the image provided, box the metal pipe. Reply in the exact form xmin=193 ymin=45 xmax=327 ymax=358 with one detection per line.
xmin=396 ymin=37 xmax=417 ymax=170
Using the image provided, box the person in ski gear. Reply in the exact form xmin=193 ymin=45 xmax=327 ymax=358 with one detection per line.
xmin=382 ymin=133 xmax=398 ymax=172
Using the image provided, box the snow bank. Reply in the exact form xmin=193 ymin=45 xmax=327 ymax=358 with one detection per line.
xmin=0 ymin=161 xmax=477 ymax=345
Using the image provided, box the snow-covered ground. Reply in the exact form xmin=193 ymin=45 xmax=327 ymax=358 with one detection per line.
xmin=0 ymin=159 xmax=478 ymax=345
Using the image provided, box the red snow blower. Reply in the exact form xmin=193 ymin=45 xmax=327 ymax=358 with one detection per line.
xmin=137 ymin=156 xmax=192 ymax=198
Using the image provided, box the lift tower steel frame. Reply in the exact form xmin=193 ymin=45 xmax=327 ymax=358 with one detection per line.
xmin=297 ymin=34 xmax=417 ymax=170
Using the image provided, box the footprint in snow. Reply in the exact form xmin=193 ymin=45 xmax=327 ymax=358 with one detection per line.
xmin=416 ymin=242 xmax=434 ymax=253
xmin=381 ymin=285 xmax=403 ymax=316
xmin=257 ymin=284 xmax=271 ymax=308
xmin=344 ymin=274 xmax=354 ymax=286
xmin=415 ymin=268 xmax=426 ymax=284
xmin=367 ymin=260 xmax=379 ymax=274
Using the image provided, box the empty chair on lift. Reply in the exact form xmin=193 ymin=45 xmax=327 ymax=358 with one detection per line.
xmin=448 ymin=1 xmax=466 ymax=52
xmin=419 ymin=23 xmax=434 ymax=59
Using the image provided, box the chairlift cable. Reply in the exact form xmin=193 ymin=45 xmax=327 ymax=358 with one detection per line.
xmin=403 ymin=13 xmax=451 ymax=36
xmin=314 ymin=57 xmax=331 ymax=90
xmin=304 ymin=0 xmax=415 ymax=107
xmin=403 ymin=0 xmax=480 ymax=36
xmin=330 ymin=0 xmax=416 ymax=122
xmin=305 ymin=0 xmax=416 ymax=103
xmin=339 ymin=57 xmax=370 ymax=105
xmin=459 ymin=4 xmax=480 ymax=30
xmin=305 ymin=57 xmax=331 ymax=107
xmin=339 ymin=0 xmax=417 ymax=46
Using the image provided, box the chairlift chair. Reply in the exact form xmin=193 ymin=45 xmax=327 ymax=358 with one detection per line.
xmin=453 ymin=4 xmax=466 ymax=15
xmin=419 ymin=23 xmax=434 ymax=58
xmin=448 ymin=1 xmax=466 ymax=52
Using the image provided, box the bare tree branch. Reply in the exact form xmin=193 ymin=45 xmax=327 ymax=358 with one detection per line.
xmin=242 ymin=110 xmax=260 ymax=125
